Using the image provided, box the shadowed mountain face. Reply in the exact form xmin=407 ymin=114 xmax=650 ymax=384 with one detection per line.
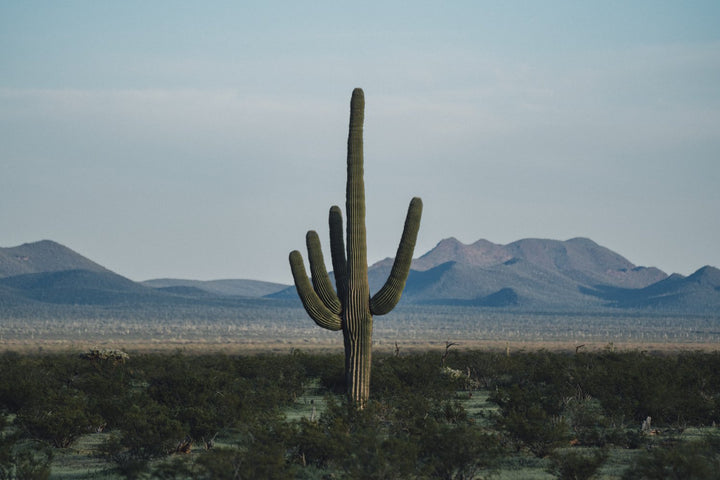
xmin=0 ymin=269 xmax=154 ymax=305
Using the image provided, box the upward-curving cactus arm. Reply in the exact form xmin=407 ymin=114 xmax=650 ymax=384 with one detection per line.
xmin=328 ymin=206 xmax=348 ymax=305
xmin=306 ymin=231 xmax=342 ymax=315
xmin=289 ymin=250 xmax=342 ymax=331
xmin=370 ymin=196 xmax=423 ymax=315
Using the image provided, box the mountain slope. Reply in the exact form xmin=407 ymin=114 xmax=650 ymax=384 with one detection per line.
xmin=0 ymin=241 xmax=290 ymax=307
xmin=411 ymin=237 xmax=511 ymax=269
xmin=400 ymin=237 xmax=666 ymax=288
xmin=143 ymin=278 xmax=288 ymax=297
xmin=0 ymin=240 xmax=109 ymax=278
xmin=364 ymin=237 xmax=672 ymax=309
xmin=0 ymin=269 xmax=169 ymax=305
xmin=504 ymin=237 xmax=665 ymax=288
xmin=0 ymin=269 xmax=287 ymax=307
xmin=583 ymin=265 xmax=720 ymax=311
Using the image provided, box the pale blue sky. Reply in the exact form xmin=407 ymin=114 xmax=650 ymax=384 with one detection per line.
xmin=1 ymin=1 xmax=719 ymax=283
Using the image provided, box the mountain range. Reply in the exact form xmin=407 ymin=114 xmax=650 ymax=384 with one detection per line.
xmin=0 ymin=241 xmax=286 ymax=308
xmin=1 ymin=238 xmax=719 ymax=314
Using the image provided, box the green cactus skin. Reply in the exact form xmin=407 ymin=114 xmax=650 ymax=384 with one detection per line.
xmin=289 ymin=88 xmax=423 ymax=406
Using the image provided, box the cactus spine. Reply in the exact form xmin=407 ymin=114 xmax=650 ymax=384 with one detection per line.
xmin=289 ymin=88 xmax=422 ymax=406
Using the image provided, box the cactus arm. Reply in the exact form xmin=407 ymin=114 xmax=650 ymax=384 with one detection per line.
xmin=329 ymin=205 xmax=348 ymax=304
xmin=289 ymin=250 xmax=342 ymax=331
xmin=306 ymin=230 xmax=342 ymax=315
xmin=370 ymin=197 xmax=423 ymax=315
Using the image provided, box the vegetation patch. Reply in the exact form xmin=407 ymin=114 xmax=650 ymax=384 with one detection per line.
xmin=0 ymin=348 xmax=719 ymax=478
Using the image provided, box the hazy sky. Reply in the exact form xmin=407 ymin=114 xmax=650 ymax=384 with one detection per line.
xmin=2 ymin=1 xmax=719 ymax=283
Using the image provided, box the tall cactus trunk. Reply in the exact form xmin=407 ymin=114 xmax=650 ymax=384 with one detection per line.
xmin=289 ymin=88 xmax=422 ymax=407
xmin=344 ymin=89 xmax=372 ymax=405
xmin=344 ymin=313 xmax=373 ymax=404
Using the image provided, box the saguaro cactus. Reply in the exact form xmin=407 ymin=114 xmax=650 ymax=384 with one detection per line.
xmin=289 ymin=88 xmax=422 ymax=406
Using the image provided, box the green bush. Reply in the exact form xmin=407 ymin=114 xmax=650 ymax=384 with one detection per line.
xmin=16 ymin=388 xmax=102 ymax=448
xmin=621 ymin=434 xmax=720 ymax=480
xmin=547 ymin=447 xmax=608 ymax=480
xmin=491 ymin=383 xmax=571 ymax=456
xmin=99 ymin=399 xmax=184 ymax=469
xmin=563 ymin=396 xmax=610 ymax=447
xmin=1 ymin=350 xmax=720 ymax=478
xmin=0 ymin=415 xmax=52 ymax=480
xmin=294 ymin=390 xmax=501 ymax=479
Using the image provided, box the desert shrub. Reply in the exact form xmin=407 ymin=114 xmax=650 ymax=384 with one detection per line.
xmin=547 ymin=447 xmax=608 ymax=480
xmin=621 ymin=434 xmax=720 ymax=479
xmin=72 ymin=355 xmax=133 ymax=430
xmin=3 ymin=349 xmax=720 ymax=478
xmin=1 ymin=447 xmax=52 ymax=480
xmin=371 ymin=352 xmax=463 ymax=402
xmin=294 ymin=397 xmax=389 ymax=473
xmin=135 ymin=352 xmax=306 ymax=449
xmin=573 ymin=352 xmax=720 ymax=426
xmin=292 ymin=350 xmax=345 ymax=388
xmin=294 ymin=389 xmax=501 ymax=479
xmin=16 ymin=388 xmax=102 ymax=448
xmin=233 ymin=354 xmax=306 ymax=404
xmin=563 ymin=396 xmax=610 ymax=446
xmin=100 ymin=398 xmax=184 ymax=468
xmin=491 ymin=383 xmax=571 ymax=457
xmin=0 ymin=354 xmax=58 ymax=413
xmin=417 ymin=419 xmax=501 ymax=480
xmin=474 ymin=350 xmax=720 ymax=437
xmin=144 ymin=354 xmax=240 ymax=447
xmin=0 ymin=415 xmax=52 ymax=480
xmin=0 ymin=352 xmax=134 ymax=436
xmin=547 ymin=448 xmax=608 ymax=480
xmin=150 ymin=456 xmax=195 ymax=480
xmin=193 ymin=417 xmax=298 ymax=480
xmin=496 ymin=403 xmax=570 ymax=457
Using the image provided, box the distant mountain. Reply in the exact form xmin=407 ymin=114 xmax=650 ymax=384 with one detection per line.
xmin=365 ymin=237 xmax=676 ymax=310
xmin=270 ymin=236 xmax=720 ymax=312
xmin=1 ymin=238 xmax=717 ymax=314
xmin=0 ymin=240 xmax=287 ymax=308
xmin=582 ymin=265 xmax=720 ymax=311
xmin=396 ymin=237 xmax=666 ymax=289
xmin=0 ymin=269 xmax=161 ymax=305
xmin=143 ymin=278 xmax=288 ymax=297
xmin=0 ymin=268 xmax=289 ymax=308
xmin=0 ymin=240 xmax=109 ymax=278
